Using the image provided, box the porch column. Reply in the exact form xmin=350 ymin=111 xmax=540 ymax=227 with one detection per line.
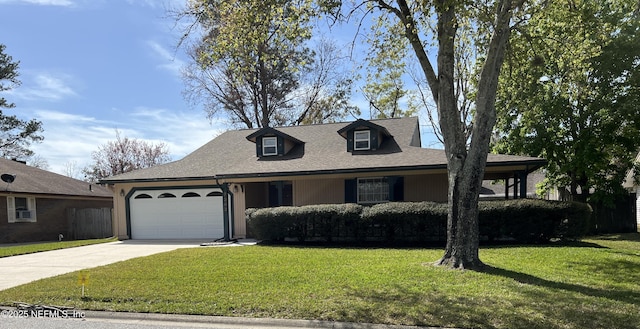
xmin=518 ymin=171 xmax=528 ymax=199
xmin=504 ymin=177 xmax=509 ymax=200
xmin=222 ymin=183 xmax=231 ymax=241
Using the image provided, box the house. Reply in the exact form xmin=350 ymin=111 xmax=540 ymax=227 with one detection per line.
xmin=623 ymin=152 xmax=640 ymax=231
xmin=0 ymin=158 xmax=113 ymax=243
xmin=480 ymin=170 xmax=558 ymax=200
xmin=100 ymin=117 xmax=546 ymax=241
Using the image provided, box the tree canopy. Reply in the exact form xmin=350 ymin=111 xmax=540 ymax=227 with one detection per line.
xmin=179 ymin=0 xmax=528 ymax=269
xmin=494 ymin=0 xmax=640 ymax=203
xmin=178 ymin=0 xmax=356 ymax=128
xmin=0 ymin=44 xmax=44 ymax=160
xmin=83 ymin=131 xmax=171 ymax=182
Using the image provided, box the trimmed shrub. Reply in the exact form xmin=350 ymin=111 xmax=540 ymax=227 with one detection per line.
xmin=479 ymin=199 xmax=592 ymax=243
xmin=246 ymin=204 xmax=362 ymax=242
xmin=247 ymin=199 xmax=592 ymax=244
xmin=360 ymin=202 xmax=447 ymax=242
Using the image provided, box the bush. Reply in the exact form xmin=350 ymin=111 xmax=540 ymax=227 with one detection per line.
xmin=479 ymin=199 xmax=592 ymax=243
xmin=360 ymin=202 xmax=447 ymax=242
xmin=247 ymin=199 xmax=592 ymax=244
xmin=246 ymin=204 xmax=362 ymax=242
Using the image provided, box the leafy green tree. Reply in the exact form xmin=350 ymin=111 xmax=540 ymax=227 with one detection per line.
xmin=183 ymin=0 xmax=526 ymax=269
xmin=494 ymin=0 xmax=640 ymax=204
xmin=178 ymin=0 xmax=355 ymax=128
xmin=0 ymin=44 xmax=44 ymax=159
xmin=361 ymin=17 xmax=418 ymax=119
xmin=346 ymin=0 xmax=526 ymax=269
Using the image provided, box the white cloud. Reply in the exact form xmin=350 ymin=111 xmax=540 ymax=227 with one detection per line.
xmin=127 ymin=106 xmax=224 ymax=158
xmin=146 ymin=40 xmax=185 ymax=78
xmin=30 ymin=107 xmax=224 ymax=176
xmin=12 ymin=72 xmax=79 ymax=101
xmin=0 ymin=0 xmax=74 ymax=6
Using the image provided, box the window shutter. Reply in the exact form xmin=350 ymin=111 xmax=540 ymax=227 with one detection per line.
xmin=6 ymin=196 xmax=15 ymax=223
xmin=344 ymin=179 xmax=357 ymax=203
xmin=256 ymin=137 xmax=263 ymax=157
xmin=370 ymin=129 xmax=378 ymax=150
xmin=277 ymin=136 xmax=285 ymax=156
xmin=389 ymin=177 xmax=404 ymax=201
xmin=346 ymin=131 xmax=354 ymax=152
xmin=28 ymin=197 xmax=37 ymax=221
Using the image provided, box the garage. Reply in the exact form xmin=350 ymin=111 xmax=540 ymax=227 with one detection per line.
xmin=129 ymin=188 xmax=225 ymax=239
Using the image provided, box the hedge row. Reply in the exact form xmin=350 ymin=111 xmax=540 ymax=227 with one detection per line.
xmin=246 ymin=199 xmax=592 ymax=244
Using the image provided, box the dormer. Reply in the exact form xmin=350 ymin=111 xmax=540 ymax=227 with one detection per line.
xmin=246 ymin=127 xmax=303 ymax=157
xmin=337 ymin=119 xmax=392 ymax=152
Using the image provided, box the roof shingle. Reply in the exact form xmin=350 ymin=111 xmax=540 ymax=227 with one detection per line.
xmin=102 ymin=117 xmax=545 ymax=183
xmin=0 ymin=158 xmax=111 ymax=197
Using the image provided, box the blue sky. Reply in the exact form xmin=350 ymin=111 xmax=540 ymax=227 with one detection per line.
xmin=0 ymin=0 xmax=439 ymax=177
xmin=0 ymin=0 xmax=236 ymax=176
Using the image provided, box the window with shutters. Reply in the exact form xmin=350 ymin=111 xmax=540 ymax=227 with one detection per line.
xmin=357 ymin=178 xmax=389 ymax=204
xmin=7 ymin=196 xmax=37 ymax=223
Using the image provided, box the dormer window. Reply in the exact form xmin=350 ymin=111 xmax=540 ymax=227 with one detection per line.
xmin=338 ymin=119 xmax=393 ymax=153
xmin=246 ymin=127 xmax=304 ymax=158
xmin=262 ymin=136 xmax=278 ymax=156
xmin=354 ymin=130 xmax=370 ymax=150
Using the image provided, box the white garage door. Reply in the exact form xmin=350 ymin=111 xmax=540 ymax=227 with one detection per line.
xmin=130 ymin=188 xmax=225 ymax=239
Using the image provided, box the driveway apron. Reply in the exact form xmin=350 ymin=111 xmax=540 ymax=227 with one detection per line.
xmin=0 ymin=240 xmax=203 ymax=291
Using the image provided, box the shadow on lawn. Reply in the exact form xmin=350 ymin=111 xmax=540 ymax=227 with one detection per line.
xmin=345 ymin=262 xmax=640 ymax=329
xmin=345 ymin=279 xmax=640 ymax=329
xmin=484 ymin=263 xmax=640 ymax=305
xmin=587 ymin=232 xmax=640 ymax=242
xmin=256 ymin=238 xmax=608 ymax=250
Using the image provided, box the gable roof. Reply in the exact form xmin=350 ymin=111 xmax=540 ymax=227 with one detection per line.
xmin=245 ymin=126 xmax=304 ymax=144
xmin=337 ymin=118 xmax=392 ymax=139
xmin=0 ymin=158 xmax=111 ymax=198
xmin=101 ymin=117 xmax=546 ymax=183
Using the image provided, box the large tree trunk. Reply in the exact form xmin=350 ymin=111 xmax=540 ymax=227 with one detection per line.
xmin=433 ymin=0 xmax=515 ymax=270
xmin=388 ymin=0 xmax=518 ymax=269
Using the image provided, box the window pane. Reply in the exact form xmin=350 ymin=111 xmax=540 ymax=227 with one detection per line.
xmin=354 ymin=130 xmax=370 ymax=150
xmin=134 ymin=194 xmax=152 ymax=199
xmin=263 ymin=138 xmax=276 ymax=146
xmin=357 ymin=178 xmax=389 ymax=204
xmin=15 ymin=197 xmax=28 ymax=210
xmin=263 ymin=137 xmax=277 ymax=155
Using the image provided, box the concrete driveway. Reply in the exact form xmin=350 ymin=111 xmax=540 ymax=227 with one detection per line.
xmin=0 ymin=240 xmax=208 ymax=291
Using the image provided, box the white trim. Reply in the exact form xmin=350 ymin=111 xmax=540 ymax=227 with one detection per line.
xmin=354 ymin=130 xmax=371 ymax=150
xmin=262 ymin=136 xmax=278 ymax=156
xmin=7 ymin=195 xmax=37 ymax=223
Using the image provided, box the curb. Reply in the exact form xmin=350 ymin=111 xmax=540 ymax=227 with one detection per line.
xmin=83 ymin=310 xmax=446 ymax=329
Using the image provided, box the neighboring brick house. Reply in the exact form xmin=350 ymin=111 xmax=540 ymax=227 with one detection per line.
xmin=101 ymin=117 xmax=546 ymax=241
xmin=0 ymin=158 xmax=113 ymax=243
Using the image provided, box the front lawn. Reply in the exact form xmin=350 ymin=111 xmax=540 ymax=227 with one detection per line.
xmin=1 ymin=234 xmax=639 ymax=329
xmin=0 ymin=237 xmax=117 ymax=258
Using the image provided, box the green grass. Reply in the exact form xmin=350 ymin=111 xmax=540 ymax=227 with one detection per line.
xmin=0 ymin=237 xmax=117 ymax=258
xmin=1 ymin=234 xmax=639 ymax=329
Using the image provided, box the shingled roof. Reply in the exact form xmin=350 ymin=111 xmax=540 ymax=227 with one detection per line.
xmin=101 ymin=117 xmax=546 ymax=183
xmin=0 ymin=158 xmax=111 ymax=197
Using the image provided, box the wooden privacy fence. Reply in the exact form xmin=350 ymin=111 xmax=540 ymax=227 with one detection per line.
xmin=67 ymin=208 xmax=113 ymax=240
